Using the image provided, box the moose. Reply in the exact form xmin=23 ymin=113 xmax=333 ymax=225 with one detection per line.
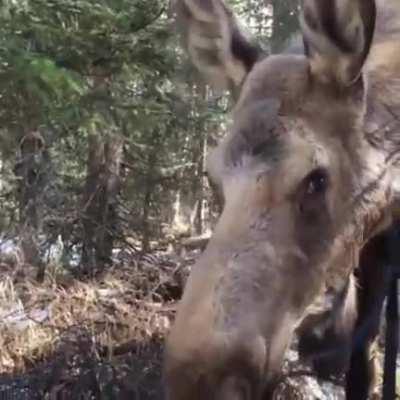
xmin=164 ymin=0 xmax=400 ymax=399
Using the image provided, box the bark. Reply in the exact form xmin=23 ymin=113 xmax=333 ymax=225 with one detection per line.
xmin=194 ymin=131 xmax=208 ymax=235
xmin=82 ymin=133 xmax=124 ymax=272
xmin=16 ymin=130 xmax=48 ymax=281
xmin=82 ymin=133 xmax=104 ymax=271
xmin=97 ymin=136 xmax=124 ymax=265
xmin=193 ymin=84 xmax=210 ymax=235
xmin=270 ymin=0 xmax=300 ymax=53
xmin=141 ymin=151 xmax=157 ymax=253
xmin=141 ymin=187 xmax=152 ymax=253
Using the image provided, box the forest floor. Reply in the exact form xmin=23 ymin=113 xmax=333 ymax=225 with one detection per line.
xmin=0 ymin=248 xmax=398 ymax=399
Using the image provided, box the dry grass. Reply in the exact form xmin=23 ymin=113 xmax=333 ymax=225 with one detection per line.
xmin=0 ymin=260 xmax=179 ymax=399
xmin=0 ymin=257 xmax=397 ymax=399
xmin=0 ymin=263 xmax=174 ymax=375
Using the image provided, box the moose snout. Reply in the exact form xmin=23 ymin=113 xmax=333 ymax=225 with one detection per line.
xmin=163 ymin=245 xmax=302 ymax=400
xmin=164 ymin=316 xmax=294 ymax=400
xmin=163 ymin=331 xmax=272 ymax=400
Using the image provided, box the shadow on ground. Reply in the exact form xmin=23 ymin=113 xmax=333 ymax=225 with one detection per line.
xmin=0 ymin=331 xmax=165 ymax=400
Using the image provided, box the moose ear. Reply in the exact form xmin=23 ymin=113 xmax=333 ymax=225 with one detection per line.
xmin=300 ymin=0 xmax=376 ymax=87
xmin=175 ymin=0 xmax=262 ymax=92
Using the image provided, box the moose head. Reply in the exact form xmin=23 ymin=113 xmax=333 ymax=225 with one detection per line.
xmin=164 ymin=0 xmax=400 ymax=398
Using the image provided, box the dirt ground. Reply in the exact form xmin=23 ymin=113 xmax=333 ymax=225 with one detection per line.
xmin=0 ymin=251 xmax=398 ymax=399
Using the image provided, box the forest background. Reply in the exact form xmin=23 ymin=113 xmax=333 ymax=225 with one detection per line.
xmin=2 ymin=1 xmax=379 ymax=399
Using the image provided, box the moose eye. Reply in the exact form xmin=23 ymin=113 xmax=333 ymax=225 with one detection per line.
xmin=304 ymin=168 xmax=329 ymax=196
xmin=251 ymin=141 xmax=268 ymax=156
xmin=297 ymin=168 xmax=330 ymax=218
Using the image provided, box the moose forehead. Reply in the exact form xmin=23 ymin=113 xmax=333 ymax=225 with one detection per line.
xmin=209 ymin=55 xmax=358 ymax=183
xmin=223 ymin=98 xmax=284 ymax=168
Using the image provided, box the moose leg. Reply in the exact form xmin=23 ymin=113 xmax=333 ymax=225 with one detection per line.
xmin=345 ymin=233 xmax=388 ymax=400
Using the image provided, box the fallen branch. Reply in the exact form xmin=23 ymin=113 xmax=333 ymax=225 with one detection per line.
xmin=180 ymin=234 xmax=210 ymax=250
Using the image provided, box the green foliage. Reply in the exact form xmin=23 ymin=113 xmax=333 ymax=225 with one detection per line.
xmin=0 ymin=0 xmax=301 ymax=257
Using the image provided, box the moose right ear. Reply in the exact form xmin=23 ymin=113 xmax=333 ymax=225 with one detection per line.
xmin=300 ymin=0 xmax=376 ymax=87
xmin=175 ymin=0 xmax=262 ymax=93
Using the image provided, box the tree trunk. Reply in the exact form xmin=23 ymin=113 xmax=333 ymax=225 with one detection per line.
xmin=82 ymin=133 xmax=123 ymax=273
xmin=141 ymin=186 xmax=152 ymax=253
xmin=16 ymin=130 xmax=48 ymax=281
xmin=270 ymin=0 xmax=300 ymax=53
xmin=82 ymin=132 xmax=104 ymax=272
xmin=193 ymin=84 xmax=209 ymax=235
xmin=194 ymin=131 xmax=208 ymax=235
xmin=141 ymin=151 xmax=157 ymax=253
xmin=97 ymin=136 xmax=124 ymax=266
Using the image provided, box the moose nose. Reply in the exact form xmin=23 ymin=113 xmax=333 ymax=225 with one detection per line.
xmin=164 ymin=330 xmax=265 ymax=398
xmin=218 ymin=376 xmax=252 ymax=400
xmin=164 ymin=301 xmax=296 ymax=400
xmin=163 ymin=242 xmax=300 ymax=400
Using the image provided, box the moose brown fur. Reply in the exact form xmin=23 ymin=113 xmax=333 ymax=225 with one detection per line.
xmin=164 ymin=0 xmax=400 ymax=399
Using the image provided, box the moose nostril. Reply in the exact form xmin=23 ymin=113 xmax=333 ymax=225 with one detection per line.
xmin=219 ymin=376 xmax=251 ymax=400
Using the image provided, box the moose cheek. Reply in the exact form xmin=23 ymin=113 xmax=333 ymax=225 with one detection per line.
xmin=296 ymin=196 xmax=333 ymax=255
xmin=299 ymin=196 xmax=326 ymax=223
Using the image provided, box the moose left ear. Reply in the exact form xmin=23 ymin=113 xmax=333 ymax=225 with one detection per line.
xmin=175 ymin=0 xmax=262 ymax=94
xmin=300 ymin=0 xmax=376 ymax=87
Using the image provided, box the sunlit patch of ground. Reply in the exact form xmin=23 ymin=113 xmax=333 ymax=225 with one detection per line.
xmin=0 ymin=260 xmax=177 ymax=398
